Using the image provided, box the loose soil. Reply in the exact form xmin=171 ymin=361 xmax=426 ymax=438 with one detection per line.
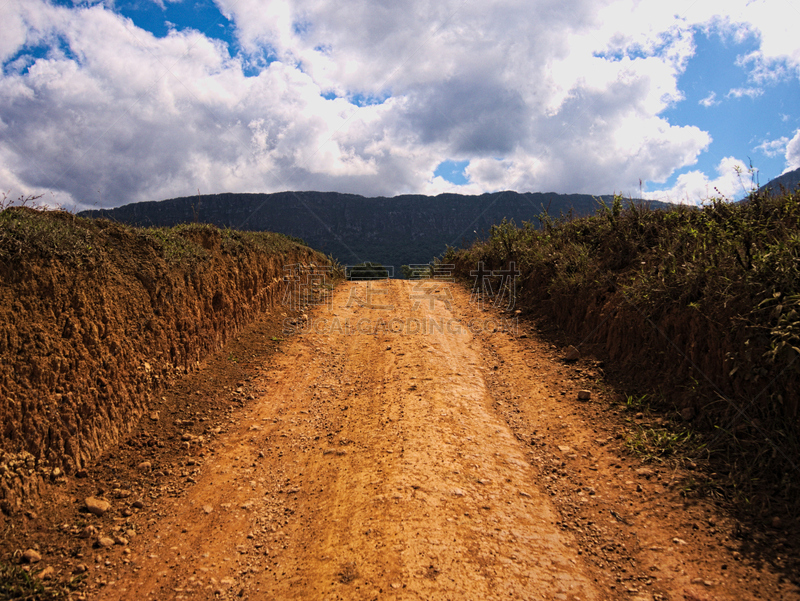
xmin=3 ymin=281 xmax=798 ymax=600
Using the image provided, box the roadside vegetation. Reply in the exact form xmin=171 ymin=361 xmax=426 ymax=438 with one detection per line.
xmin=444 ymin=188 xmax=800 ymax=516
xmin=0 ymin=202 xmax=321 ymax=269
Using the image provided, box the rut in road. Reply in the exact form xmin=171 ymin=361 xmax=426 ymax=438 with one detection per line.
xmin=100 ymin=280 xmax=600 ymax=600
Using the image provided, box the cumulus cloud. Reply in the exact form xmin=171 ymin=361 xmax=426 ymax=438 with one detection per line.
xmin=756 ymin=136 xmax=789 ymax=158
xmin=0 ymin=0 xmax=798 ymax=208
xmin=786 ymin=130 xmax=800 ymax=171
xmin=644 ymin=156 xmax=754 ymax=204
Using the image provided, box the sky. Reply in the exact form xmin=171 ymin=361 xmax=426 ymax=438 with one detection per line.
xmin=1 ymin=0 xmax=799 ymax=211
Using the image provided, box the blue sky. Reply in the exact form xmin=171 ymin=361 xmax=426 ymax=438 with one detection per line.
xmin=1 ymin=0 xmax=799 ymax=208
xmin=659 ymin=28 xmax=800 ymax=197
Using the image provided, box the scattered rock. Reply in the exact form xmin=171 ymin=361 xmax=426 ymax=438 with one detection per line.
xmin=149 ymin=412 xmax=159 ymax=421
xmin=80 ymin=525 xmax=98 ymax=539
xmin=113 ymin=536 xmax=129 ymax=546
xmin=38 ymin=566 xmax=55 ymax=580
xmin=452 ymin=489 xmax=466 ymax=497
xmin=73 ymin=564 xmax=88 ymax=574
xmin=564 ymin=346 xmax=580 ymax=361
xmin=113 ymin=488 xmax=132 ymax=499
xmin=577 ymin=390 xmax=591 ymax=401
xmin=131 ymin=500 xmax=144 ymax=509
xmin=137 ymin=461 xmax=152 ymax=472
xmin=635 ymin=468 xmax=655 ymax=478
xmin=22 ymin=549 xmax=41 ymax=564
xmin=202 ymin=505 xmax=213 ymax=514
xmin=96 ymin=536 xmax=115 ymax=549
xmin=673 ymin=537 xmax=688 ymax=545
xmin=557 ymin=445 xmax=572 ymax=453
xmin=84 ymin=497 xmax=110 ymax=516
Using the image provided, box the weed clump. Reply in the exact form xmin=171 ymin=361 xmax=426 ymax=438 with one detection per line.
xmin=445 ymin=188 xmax=800 ymax=513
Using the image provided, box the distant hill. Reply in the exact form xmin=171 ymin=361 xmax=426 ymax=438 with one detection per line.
xmin=759 ymin=166 xmax=800 ymax=195
xmin=80 ymin=191 xmax=670 ymax=270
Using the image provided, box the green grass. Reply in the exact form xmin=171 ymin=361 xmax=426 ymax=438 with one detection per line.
xmin=0 ymin=208 xmax=320 ymax=269
xmin=0 ymin=562 xmax=74 ymax=601
xmin=625 ymin=424 xmax=697 ymax=460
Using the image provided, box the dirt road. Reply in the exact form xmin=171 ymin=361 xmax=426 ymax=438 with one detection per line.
xmin=91 ymin=280 xmax=797 ymax=600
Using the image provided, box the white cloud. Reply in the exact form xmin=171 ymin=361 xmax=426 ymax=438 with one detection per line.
xmin=786 ymin=130 xmax=800 ymax=171
xmin=0 ymin=0 xmax=798 ymax=208
xmin=727 ymin=86 xmax=764 ymax=99
xmin=644 ymin=156 xmax=754 ymax=204
xmin=756 ymin=136 xmax=789 ymax=158
xmin=699 ymin=92 xmax=719 ymax=107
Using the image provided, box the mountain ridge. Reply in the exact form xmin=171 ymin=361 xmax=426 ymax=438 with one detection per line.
xmin=758 ymin=166 xmax=800 ymax=195
xmin=80 ymin=190 xmax=670 ymax=269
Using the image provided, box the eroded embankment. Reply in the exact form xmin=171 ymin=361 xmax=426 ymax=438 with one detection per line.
xmin=0 ymin=208 xmax=333 ymax=514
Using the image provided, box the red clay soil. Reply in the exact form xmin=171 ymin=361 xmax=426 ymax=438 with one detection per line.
xmin=2 ymin=280 xmax=798 ymax=600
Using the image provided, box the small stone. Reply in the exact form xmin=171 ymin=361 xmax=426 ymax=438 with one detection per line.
xmin=80 ymin=525 xmax=98 ymax=539
xmin=84 ymin=497 xmax=110 ymax=516
xmin=51 ymin=467 xmax=62 ymax=479
xmin=75 ymin=469 xmax=88 ymax=478
xmin=149 ymin=412 xmax=159 ymax=421
xmin=564 ymin=346 xmax=580 ymax=361
xmin=577 ymin=390 xmax=591 ymax=401
xmin=137 ymin=461 xmax=152 ymax=472
xmin=680 ymin=406 xmax=695 ymax=421
xmin=771 ymin=516 xmax=782 ymax=529
xmin=131 ymin=500 xmax=144 ymax=509
xmin=452 ymin=489 xmax=466 ymax=497
xmin=113 ymin=536 xmax=129 ymax=546
xmin=38 ymin=566 xmax=55 ymax=580
xmin=22 ymin=549 xmax=41 ymax=564
xmin=96 ymin=536 xmax=115 ymax=549
xmin=202 ymin=505 xmax=213 ymax=514
xmin=673 ymin=537 xmax=688 ymax=545
xmin=635 ymin=468 xmax=655 ymax=478
xmin=74 ymin=563 xmax=88 ymax=574
xmin=557 ymin=445 xmax=572 ymax=453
